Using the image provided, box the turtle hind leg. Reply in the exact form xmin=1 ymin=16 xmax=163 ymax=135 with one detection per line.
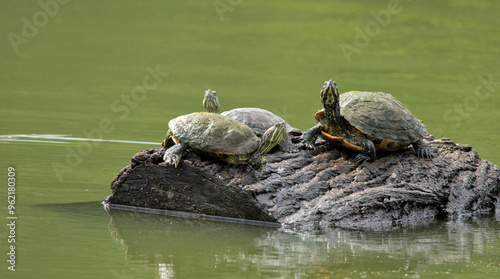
xmin=301 ymin=125 xmax=322 ymax=149
xmin=412 ymin=139 xmax=434 ymax=158
xmin=355 ymin=139 xmax=376 ymax=163
xmin=163 ymin=142 xmax=188 ymax=167
xmin=278 ymin=139 xmax=300 ymax=153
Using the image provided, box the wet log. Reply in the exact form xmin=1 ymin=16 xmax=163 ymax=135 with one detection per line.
xmin=105 ymin=136 xmax=500 ymax=231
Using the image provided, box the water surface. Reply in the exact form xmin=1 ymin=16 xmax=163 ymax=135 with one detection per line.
xmin=1 ymin=0 xmax=499 ymax=278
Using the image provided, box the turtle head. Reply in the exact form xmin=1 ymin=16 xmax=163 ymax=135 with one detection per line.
xmin=320 ymin=80 xmax=341 ymax=125
xmin=249 ymin=122 xmax=286 ymax=173
xmin=257 ymin=122 xmax=287 ymax=156
xmin=203 ymin=89 xmax=220 ymax=113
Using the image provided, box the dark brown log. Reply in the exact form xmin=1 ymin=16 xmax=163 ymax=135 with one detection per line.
xmin=105 ymin=136 xmax=500 ymax=231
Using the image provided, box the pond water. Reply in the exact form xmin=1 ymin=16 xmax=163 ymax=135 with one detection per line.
xmin=1 ymin=0 xmax=499 ymax=278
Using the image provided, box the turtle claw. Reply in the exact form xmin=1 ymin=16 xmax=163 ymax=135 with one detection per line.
xmin=303 ymin=141 xmax=315 ymax=150
xmin=416 ymin=148 xmax=434 ymax=159
xmin=301 ymin=135 xmax=316 ymax=150
xmin=300 ymin=135 xmax=315 ymax=150
xmin=164 ymin=153 xmax=181 ymax=167
xmin=354 ymin=153 xmax=372 ymax=164
xmin=412 ymin=140 xmax=434 ymax=159
xmin=163 ymin=143 xmax=187 ymax=168
xmin=301 ymin=125 xmax=322 ymax=150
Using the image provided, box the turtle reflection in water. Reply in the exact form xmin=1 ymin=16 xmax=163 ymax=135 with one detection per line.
xmin=302 ymin=80 xmax=434 ymax=162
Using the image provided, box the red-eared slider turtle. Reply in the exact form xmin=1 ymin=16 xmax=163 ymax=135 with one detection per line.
xmin=161 ymin=111 xmax=287 ymax=172
xmin=302 ymin=80 xmax=434 ymax=162
xmin=203 ymin=89 xmax=302 ymax=152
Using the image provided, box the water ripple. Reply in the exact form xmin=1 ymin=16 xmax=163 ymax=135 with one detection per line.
xmin=0 ymin=134 xmax=158 ymax=145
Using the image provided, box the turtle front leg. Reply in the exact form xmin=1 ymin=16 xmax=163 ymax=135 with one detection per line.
xmin=163 ymin=142 xmax=188 ymax=167
xmin=412 ymin=139 xmax=434 ymax=158
xmin=248 ymin=152 xmax=264 ymax=173
xmin=355 ymin=139 xmax=376 ymax=163
xmin=301 ymin=124 xmax=323 ymax=149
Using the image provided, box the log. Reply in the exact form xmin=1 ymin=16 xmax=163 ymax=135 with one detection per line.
xmin=105 ymin=135 xmax=500 ymax=231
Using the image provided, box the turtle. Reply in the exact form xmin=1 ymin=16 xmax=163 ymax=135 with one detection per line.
xmin=202 ymin=89 xmax=302 ymax=152
xmin=301 ymin=80 xmax=434 ymax=162
xmin=161 ymin=111 xmax=287 ymax=173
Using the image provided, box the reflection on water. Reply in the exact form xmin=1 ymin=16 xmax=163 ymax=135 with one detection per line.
xmin=105 ymin=203 xmax=281 ymax=228
xmin=106 ymin=208 xmax=500 ymax=278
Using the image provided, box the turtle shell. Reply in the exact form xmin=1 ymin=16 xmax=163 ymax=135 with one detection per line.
xmin=169 ymin=112 xmax=259 ymax=155
xmin=221 ymin=107 xmax=301 ymax=136
xmin=339 ymin=91 xmax=426 ymax=143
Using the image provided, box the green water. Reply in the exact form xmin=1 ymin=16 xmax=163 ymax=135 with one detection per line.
xmin=1 ymin=0 xmax=499 ymax=278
